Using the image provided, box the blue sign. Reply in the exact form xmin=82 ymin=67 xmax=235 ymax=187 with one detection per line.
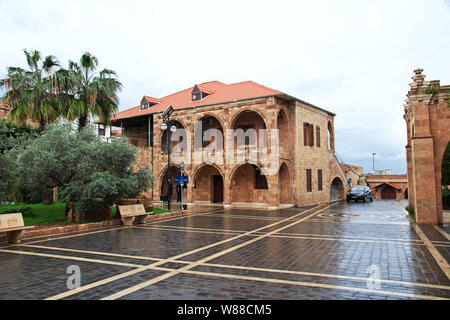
xmin=175 ymin=175 xmax=189 ymax=184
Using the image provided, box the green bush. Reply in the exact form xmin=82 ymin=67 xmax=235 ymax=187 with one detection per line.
xmin=0 ymin=206 xmax=35 ymax=217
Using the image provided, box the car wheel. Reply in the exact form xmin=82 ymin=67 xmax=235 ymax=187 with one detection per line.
xmin=362 ymin=197 xmax=366 ymax=203
xmin=370 ymin=196 xmax=373 ymax=202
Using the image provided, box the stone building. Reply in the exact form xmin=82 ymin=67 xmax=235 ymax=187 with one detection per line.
xmin=110 ymin=80 xmax=349 ymax=209
xmin=366 ymin=174 xmax=408 ymax=200
xmin=404 ymin=69 xmax=450 ymax=224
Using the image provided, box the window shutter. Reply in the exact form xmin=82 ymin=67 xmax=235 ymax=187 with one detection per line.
xmin=306 ymin=169 xmax=312 ymax=192
xmin=303 ymin=123 xmax=307 ymax=146
xmin=318 ymin=169 xmax=323 ymax=191
xmin=316 ymin=126 xmax=321 ymax=147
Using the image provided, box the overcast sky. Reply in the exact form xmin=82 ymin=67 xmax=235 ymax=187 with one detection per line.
xmin=1 ymin=0 xmax=449 ymax=174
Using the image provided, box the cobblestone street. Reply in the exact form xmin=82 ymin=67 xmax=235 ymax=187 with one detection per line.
xmin=0 ymin=200 xmax=449 ymax=300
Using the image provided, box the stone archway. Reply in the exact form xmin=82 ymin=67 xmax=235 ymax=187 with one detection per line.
xmin=161 ymin=120 xmax=185 ymax=153
xmin=404 ymin=69 xmax=450 ymax=224
xmin=330 ymin=177 xmax=344 ymax=201
xmin=230 ymin=164 xmax=268 ymax=204
xmin=328 ymin=121 xmax=335 ymax=150
xmin=160 ymin=165 xmax=181 ymax=201
xmin=231 ymin=110 xmax=267 ymax=147
xmin=192 ymin=164 xmax=224 ymax=204
xmin=277 ymin=109 xmax=289 ymax=150
xmin=279 ymin=163 xmax=291 ymax=204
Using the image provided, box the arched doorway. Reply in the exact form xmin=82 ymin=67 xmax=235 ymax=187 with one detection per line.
xmin=404 ymin=188 xmax=408 ymax=200
xmin=277 ymin=109 xmax=289 ymax=149
xmin=231 ymin=164 xmax=268 ymax=204
xmin=330 ymin=177 xmax=344 ymax=201
xmin=160 ymin=166 xmax=181 ymax=201
xmin=193 ymin=165 xmax=224 ymax=204
xmin=279 ymin=163 xmax=291 ymax=204
xmin=381 ymin=186 xmax=397 ymax=199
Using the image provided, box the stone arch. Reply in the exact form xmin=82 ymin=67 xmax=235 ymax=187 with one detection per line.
xmin=194 ymin=114 xmax=225 ymax=150
xmin=278 ymin=162 xmax=291 ymax=204
xmin=230 ymin=163 xmax=269 ymax=204
xmin=328 ymin=121 xmax=335 ymax=150
xmin=277 ymin=109 xmax=290 ymax=149
xmin=381 ymin=185 xmax=397 ymax=199
xmin=230 ymin=109 xmax=268 ymax=150
xmin=161 ymin=120 xmax=186 ymax=153
xmin=192 ymin=164 xmax=224 ymax=203
xmin=159 ymin=165 xmax=181 ymax=201
xmin=330 ymin=176 xmax=344 ymax=201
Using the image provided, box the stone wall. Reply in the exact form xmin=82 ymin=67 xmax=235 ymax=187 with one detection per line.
xmin=404 ymin=69 xmax=450 ymax=224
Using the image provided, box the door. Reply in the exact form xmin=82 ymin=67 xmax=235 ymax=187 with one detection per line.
xmin=213 ymin=175 xmax=223 ymax=203
xmin=381 ymin=186 xmax=396 ymax=199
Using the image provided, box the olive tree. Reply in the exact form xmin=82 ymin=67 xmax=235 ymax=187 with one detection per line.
xmin=12 ymin=123 xmax=154 ymax=220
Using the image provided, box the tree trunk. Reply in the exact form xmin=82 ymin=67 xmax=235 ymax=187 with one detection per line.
xmin=78 ymin=114 xmax=88 ymax=130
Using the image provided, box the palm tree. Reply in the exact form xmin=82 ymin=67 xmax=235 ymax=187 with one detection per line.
xmin=1 ymin=49 xmax=60 ymax=130
xmin=62 ymin=52 xmax=122 ymax=130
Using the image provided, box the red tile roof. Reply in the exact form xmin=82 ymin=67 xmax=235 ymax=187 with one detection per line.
xmin=110 ymin=80 xmax=284 ymax=121
xmin=110 ymin=80 xmax=335 ymax=122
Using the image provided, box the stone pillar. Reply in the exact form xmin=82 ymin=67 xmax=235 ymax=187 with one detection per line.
xmin=411 ymin=135 xmax=439 ymax=223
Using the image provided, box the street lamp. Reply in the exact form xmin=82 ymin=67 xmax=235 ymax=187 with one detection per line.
xmin=372 ymin=153 xmax=376 ymax=173
xmin=161 ymin=105 xmax=175 ymax=210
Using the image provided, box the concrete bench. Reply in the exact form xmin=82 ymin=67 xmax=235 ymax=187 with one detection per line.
xmin=118 ymin=204 xmax=151 ymax=226
xmin=0 ymin=213 xmax=34 ymax=244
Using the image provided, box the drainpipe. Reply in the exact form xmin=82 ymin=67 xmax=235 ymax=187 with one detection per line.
xmin=289 ymin=104 xmax=296 ymax=206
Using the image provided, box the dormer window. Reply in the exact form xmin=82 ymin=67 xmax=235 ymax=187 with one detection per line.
xmin=140 ymin=96 xmax=161 ymax=111
xmin=191 ymin=85 xmax=211 ymax=101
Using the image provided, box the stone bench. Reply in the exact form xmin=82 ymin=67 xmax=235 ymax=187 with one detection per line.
xmin=0 ymin=213 xmax=34 ymax=244
xmin=118 ymin=204 xmax=151 ymax=226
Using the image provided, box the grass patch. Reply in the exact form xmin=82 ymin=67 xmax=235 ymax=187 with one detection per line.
xmin=152 ymin=207 xmax=176 ymax=215
xmin=0 ymin=202 xmax=118 ymax=227
xmin=405 ymin=205 xmax=416 ymax=223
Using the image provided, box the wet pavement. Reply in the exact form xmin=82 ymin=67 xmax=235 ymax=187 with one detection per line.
xmin=0 ymin=200 xmax=449 ymax=300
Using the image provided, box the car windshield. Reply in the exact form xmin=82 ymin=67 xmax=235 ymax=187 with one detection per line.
xmin=351 ymin=187 xmax=366 ymax=192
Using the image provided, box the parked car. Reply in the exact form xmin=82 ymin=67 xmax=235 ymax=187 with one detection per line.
xmin=347 ymin=186 xmax=373 ymax=202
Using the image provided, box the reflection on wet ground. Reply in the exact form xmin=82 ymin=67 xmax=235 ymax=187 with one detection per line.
xmin=0 ymin=200 xmax=448 ymax=300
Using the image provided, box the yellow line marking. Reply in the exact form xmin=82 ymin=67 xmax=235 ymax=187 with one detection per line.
xmin=4 ymin=240 xmax=448 ymax=293
xmin=197 ymin=262 xmax=450 ymax=291
xmin=433 ymin=225 xmax=450 ymax=241
xmin=101 ymin=204 xmax=333 ymax=300
xmin=21 ymin=244 xmax=163 ymax=262
xmin=410 ymin=222 xmax=450 ymax=280
xmin=46 ymin=204 xmax=326 ymax=300
xmin=170 ymin=269 xmax=449 ymax=300
xmin=0 ymin=248 xmax=142 ymax=268
xmin=136 ymin=225 xmax=450 ymax=246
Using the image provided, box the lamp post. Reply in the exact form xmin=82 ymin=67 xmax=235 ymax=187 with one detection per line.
xmin=372 ymin=153 xmax=376 ymax=173
xmin=161 ymin=105 xmax=175 ymax=210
